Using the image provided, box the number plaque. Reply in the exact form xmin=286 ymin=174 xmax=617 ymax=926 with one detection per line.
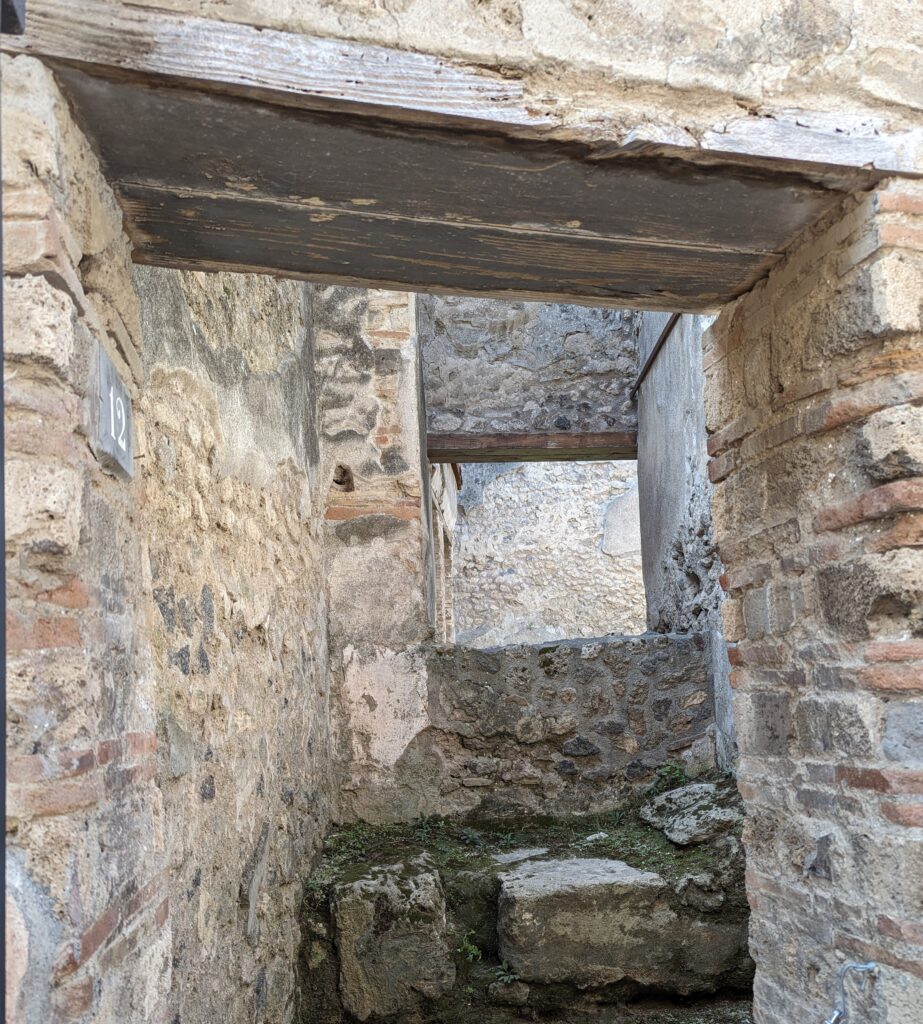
xmin=92 ymin=344 xmax=134 ymax=479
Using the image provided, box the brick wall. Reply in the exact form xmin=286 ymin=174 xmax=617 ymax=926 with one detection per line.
xmin=4 ymin=54 xmax=336 ymax=1024
xmin=704 ymin=179 xmax=923 ymax=1023
xmin=4 ymin=54 xmax=170 ymax=1023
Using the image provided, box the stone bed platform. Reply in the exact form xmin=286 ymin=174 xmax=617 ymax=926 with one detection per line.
xmin=297 ymin=776 xmax=753 ymax=1023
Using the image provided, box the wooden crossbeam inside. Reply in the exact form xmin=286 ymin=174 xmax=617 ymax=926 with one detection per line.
xmin=427 ymin=431 xmax=638 ymax=463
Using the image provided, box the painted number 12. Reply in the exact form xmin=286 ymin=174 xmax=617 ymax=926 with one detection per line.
xmin=109 ymin=385 xmax=127 ymax=452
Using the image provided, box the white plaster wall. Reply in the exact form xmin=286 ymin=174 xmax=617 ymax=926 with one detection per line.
xmin=453 ymin=461 xmax=645 ymax=646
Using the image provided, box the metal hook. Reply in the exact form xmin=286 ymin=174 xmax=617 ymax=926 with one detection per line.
xmin=823 ymin=961 xmax=878 ymax=1024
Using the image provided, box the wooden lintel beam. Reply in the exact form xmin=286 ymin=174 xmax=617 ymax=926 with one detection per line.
xmin=427 ymin=431 xmax=638 ymax=463
xmin=4 ymin=0 xmax=899 ymax=307
xmin=3 ymin=0 xmax=549 ymax=130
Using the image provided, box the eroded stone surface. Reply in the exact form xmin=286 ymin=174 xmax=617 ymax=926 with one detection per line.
xmin=640 ymin=781 xmax=744 ymax=846
xmin=301 ymin=809 xmax=753 ymax=1020
xmin=498 ymin=857 xmax=750 ymax=993
xmin=703 ymin=178 xmax=923 ymax=1023
xmin=332 ymin=857 xmax=456 ymax=1021
xmin=636 ymin=313 xmax=734 ymax=771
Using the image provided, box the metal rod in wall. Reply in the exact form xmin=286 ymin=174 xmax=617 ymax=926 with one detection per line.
xmin=629 ymin=312 xmax=682 ymax=402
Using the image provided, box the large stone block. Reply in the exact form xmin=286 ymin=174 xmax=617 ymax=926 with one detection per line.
xmin=497 ymin=857 xmax=749 ymax=994
xmin=332 ymin=856 xmax=456 ymax=1021
xmin=6 ymin=458 xmax=83 ymax=555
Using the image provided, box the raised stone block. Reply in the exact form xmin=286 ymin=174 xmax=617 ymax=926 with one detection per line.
xmin=3 ymin=274 xmax=77 ymax=380
xmin=859 ymin=404 xmax=923 ymax=482
xmin=332 ymin=856 xmax=455 ymax=1021
xmin=497 ymin=856 xmax=750 ymax=994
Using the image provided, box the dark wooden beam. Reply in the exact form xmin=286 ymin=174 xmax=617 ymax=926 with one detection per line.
xmin=427 ymin=431 xmax=638 ymax=463
xmin=3 ymin=0 xmax=898 ymax=309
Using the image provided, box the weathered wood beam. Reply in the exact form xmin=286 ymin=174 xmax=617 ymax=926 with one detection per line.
xmin=427 ymin=431 xmax=638 ymax=463
xmin=5 ymin=0 xmax=908 ymax=307
xmin=2 ymin=0 xmax=549 ymax=130
xmin=37 ymin=65 xmax=845 ymax=311
xmin=5 ymin=0 xmax=920 ymax=175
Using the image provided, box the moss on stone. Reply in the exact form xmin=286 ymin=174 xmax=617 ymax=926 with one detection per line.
xmin=298 ymin=796 xmax=750 ymax=1023
xmin=304 ymin=796 xmax=740 ymax=903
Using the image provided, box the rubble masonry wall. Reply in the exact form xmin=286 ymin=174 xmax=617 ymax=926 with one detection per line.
xmin=4 ymin=55 xmax=336 ymax=1024
xmin=452 ymin=461 xmax=645 ymax=647
xmin=637 ymin=312 xmax=736 ymax=767
xmin=421 ymin=296 xmax=639 ymax=435
xmin=135 ymin=266 xmax=333 ymax=1024
xmin=705 ymin=178 xmax=923 ymax=1024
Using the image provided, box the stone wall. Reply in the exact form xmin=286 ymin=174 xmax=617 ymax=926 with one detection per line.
xmin=453 ymin=461 xmax=645 ymax=646
xmin=705 ymin=178 xmax=923 ymax=1024
xmin=4 ymin=53 xmax=172 ymax=1024
xmin=315 ymin=288 xmax=441 ymax=823
xmin=331 ymin=633 xmax=716 ymax=823
xmin=637 ymin=313 xmax=735 ymax=766
xmin=4 ymin=54 xmax=336 ymax=1024
xmin=135 ymin=266 xmax=332 ymax=1024
xmin=424 ymin=634 xmax=716 ymax=817
xmin=421 ymin=296 xmax=639 ymax=434
xmin=316 ymin=287 xmax=434 ymax=649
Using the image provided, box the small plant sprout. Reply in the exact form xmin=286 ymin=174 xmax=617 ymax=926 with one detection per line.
xmin=495 ymin=961 xmax=519 ymax=985
xmin=457 ymin=929 xmax=482 ymax=962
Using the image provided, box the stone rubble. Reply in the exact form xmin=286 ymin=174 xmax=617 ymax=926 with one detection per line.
xmin=332 ymin=856 xmax=456 ymax=1021
xmin=639 ymin=780 xmax=744 ymax=846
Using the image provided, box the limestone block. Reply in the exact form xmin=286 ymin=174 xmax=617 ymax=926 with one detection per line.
xmin=639 ymin=781 xmax=743 ymax=845
xmin=860 ymin=404 xmax=923 ymax=481
xmin=497 ymin=857 xmax=748 ymax=993
xmin=6 ymin=458 xmax=83 ymax=555
xmin=0 ymin=55 xmax=61 ymax=190
xmin=3 ymin=275 xmax=77 ymax=380
xmin=332 ymin=856 xmax=455 ymax=1021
